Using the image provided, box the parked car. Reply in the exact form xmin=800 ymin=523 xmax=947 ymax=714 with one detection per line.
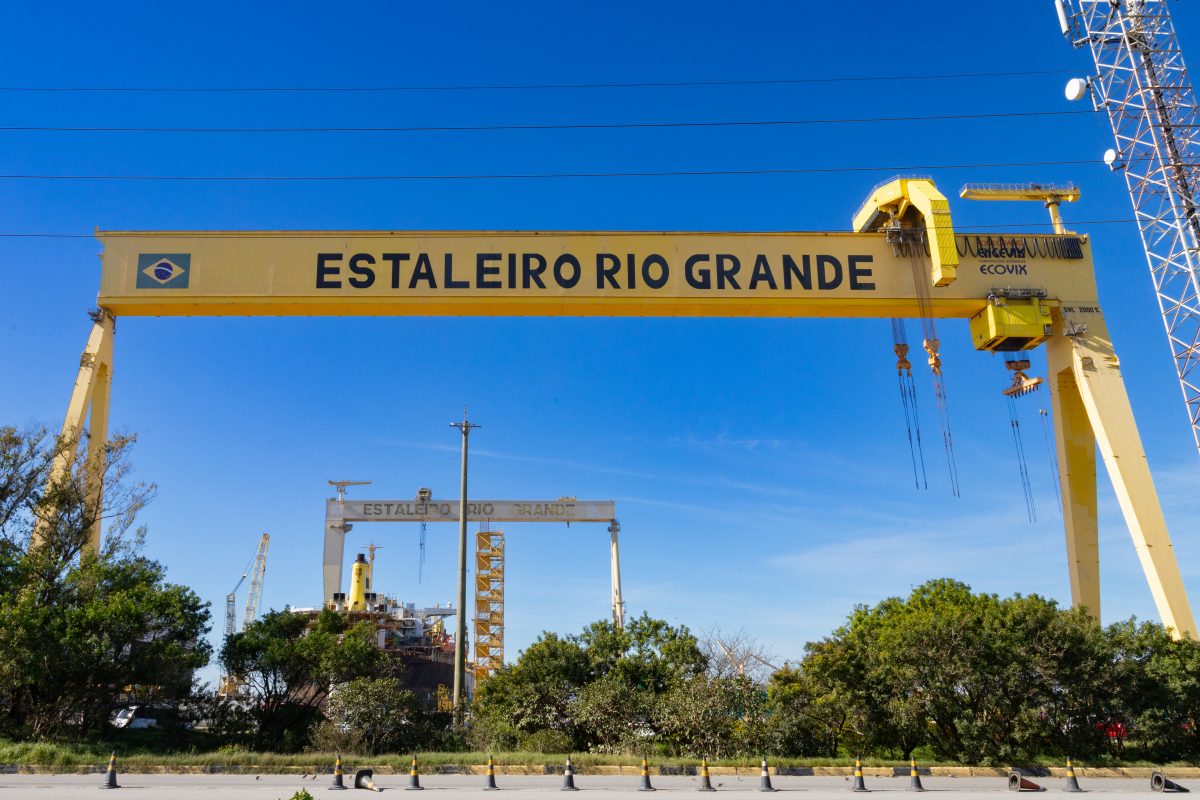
xmin=110 ymin=705 xmax=163 ymax=729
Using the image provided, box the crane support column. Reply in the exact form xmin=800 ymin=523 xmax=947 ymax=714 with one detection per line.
xmin=609 ymin=521 xmax=625 ymax=629
xmin=33 ymin=311 xmax=115 ymax=556
xmin=1047 ymin=322 xmax=1100 ymax=617
xmin=1048 ymin=309 xmax=1197 ymax=637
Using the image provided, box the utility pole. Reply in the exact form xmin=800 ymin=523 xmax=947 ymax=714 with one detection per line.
xmin=450 ymin=408 xmax=480 ymax=725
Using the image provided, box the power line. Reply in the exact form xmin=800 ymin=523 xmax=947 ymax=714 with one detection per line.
xmin=0 ymin=110 xmax=1094 ymax=135
xmin=0 ymin=159 xmax=1101 ymax=182
xmin=0 ymin=69 xmax=1074 ymax=94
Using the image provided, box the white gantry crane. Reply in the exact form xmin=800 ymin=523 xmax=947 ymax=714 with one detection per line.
xmin=1056 ymin=0 xmax=1200 ymax=451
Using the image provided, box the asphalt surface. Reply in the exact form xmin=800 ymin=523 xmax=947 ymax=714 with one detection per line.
xmin=0 ymin=773 xmax=1175 ymax=798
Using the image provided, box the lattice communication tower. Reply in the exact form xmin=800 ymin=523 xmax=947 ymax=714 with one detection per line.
xmin=1057 ymin=0 xmax=1200 ymax=450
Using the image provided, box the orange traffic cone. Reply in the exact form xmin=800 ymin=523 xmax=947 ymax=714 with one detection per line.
xmin=1008 ymin=771 xmax=1046 ymax=792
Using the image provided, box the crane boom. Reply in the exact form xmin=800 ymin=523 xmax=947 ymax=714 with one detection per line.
xmin=242 ymin=533 xmax=269 ymax=631
xmin=1057 ymin=0 xmax=1200 ymax=451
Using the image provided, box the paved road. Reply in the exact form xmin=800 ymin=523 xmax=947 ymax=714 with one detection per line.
xmin=0 ymin=773 xmax=1174 ymax=798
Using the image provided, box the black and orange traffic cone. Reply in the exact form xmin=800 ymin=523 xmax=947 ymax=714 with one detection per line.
xmin=1008 ymin=771 xmax=1046 ymax=792
xmin=484 ymin=754 xmax=499 ymax=790
xmin=697 ymin=758 xmax=715 ymax=792
xmin=100 ymin=751 xmax=120 ymax=790
xmin=407 ymin=756 xmax=424 ymax=791
xmin=758 ymin=756 xmax=777 ymax=792
xmin=907 ymin=758 xmax=925 ymax=792
xmin=562 ymin=756 xmax=579 ymax=791
xmin=851 ymin=757 xmax=868 ymax=792
xmin=639 ymin=755 xmax=656 ymax=792
xmin=1064 ymin=757 xmax=1083 ymax=793
xmin=355 ymin=768 xmax=382 ymax=792
xmin=330 ymin=754 xmax=347 ymax=790
xmin=1152 ymin=771 xmax=1190 ymax=793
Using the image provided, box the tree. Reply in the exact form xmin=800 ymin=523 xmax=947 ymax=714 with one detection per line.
xmin=655 ymin=673 xmax=764 ymax=758
xmin=319 ymin=676 xmax=426 ymax=755
xmin=765 ymin=667 xmax=842 ymax=758
xmin=472 ymin=613 xmax=706 ymax=754
xmin=0 ymin=426 xmax=210 ymax=740
xmin=577 ymin=613 xmax=707 ymax=694
xmin=220 ymin=609 xmax=390 ymax=750
xmin=572 ymin=671 xmax=653 ymax=753
xmin=1115 ymin=620 xmax=1200 ymax=761
xmin=471 ymin=632 xmax=589 ymax=750
xmin=776 ymin=579 xmax=1122 ymax=763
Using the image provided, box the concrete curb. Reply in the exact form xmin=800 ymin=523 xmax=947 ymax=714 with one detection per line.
xmin=3 ymin=763 xmax=1200 ymax=778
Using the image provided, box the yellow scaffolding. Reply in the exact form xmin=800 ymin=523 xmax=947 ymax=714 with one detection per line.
xmin=473 ymin=530 xmax=505 ymax=684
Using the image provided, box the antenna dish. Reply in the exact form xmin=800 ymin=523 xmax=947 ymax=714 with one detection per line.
xmin=1065 ymin=77 xmax=1089 ymax=102
xmin=1104 ymin=148 xmax=1121 ymax=170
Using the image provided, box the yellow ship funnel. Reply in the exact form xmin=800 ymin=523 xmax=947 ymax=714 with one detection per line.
xmin=349 ymin=553 xmax=369 ymax=611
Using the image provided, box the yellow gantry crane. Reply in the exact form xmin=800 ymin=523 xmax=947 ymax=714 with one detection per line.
xmin=34 ymin=176 xmax=1199 ymax=639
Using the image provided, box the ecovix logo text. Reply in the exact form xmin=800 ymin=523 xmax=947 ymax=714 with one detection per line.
xmin=135 ymin=254 xmax=191 ymax=288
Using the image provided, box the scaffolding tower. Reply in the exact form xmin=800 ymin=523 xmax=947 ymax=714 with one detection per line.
xmin=473 ymin=529 xmax=505 ymax=684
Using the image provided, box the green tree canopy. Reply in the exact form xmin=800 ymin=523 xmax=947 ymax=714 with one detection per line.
xmin=0 ymin=426 xmax=210 ymax=740
xmin=220 ymin=608 xmax=390 ymax=749
xmin=472 ymin=613 xmax=705 ymax=753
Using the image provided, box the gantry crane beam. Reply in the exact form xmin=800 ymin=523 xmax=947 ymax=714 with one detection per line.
xmin=41 ymin=177 xmax=1197 ymax=638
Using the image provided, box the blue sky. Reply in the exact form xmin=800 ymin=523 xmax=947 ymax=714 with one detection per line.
xmin=2 ymin=1 xmax=1199 ymax=684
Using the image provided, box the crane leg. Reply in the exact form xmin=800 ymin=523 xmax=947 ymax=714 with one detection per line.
xmin=84 ymin=346 xmax=113 ymax=555
xmin=1048 ymin=310 xmax=1197 ymax=638
xmin=33 ymin=312 xmax=115 ymax=556
xmin=1047 ymin=327 xmax=1100 ymax=618
xmin=609 ymin=521 xmax=624 ymax=629
xmin=323 ymin=519 xmax=346 ymax=604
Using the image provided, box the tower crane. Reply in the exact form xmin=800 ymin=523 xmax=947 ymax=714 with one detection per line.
xmin=1055 ymin=0 xmax=1200 ymax=452
xmin=242 ymin=533 xmax=269 ymax=631
xmin=223 ymin=565 xmax=250 ymax=643
xmin=219 ymin=532 xmax=269 ymax=697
